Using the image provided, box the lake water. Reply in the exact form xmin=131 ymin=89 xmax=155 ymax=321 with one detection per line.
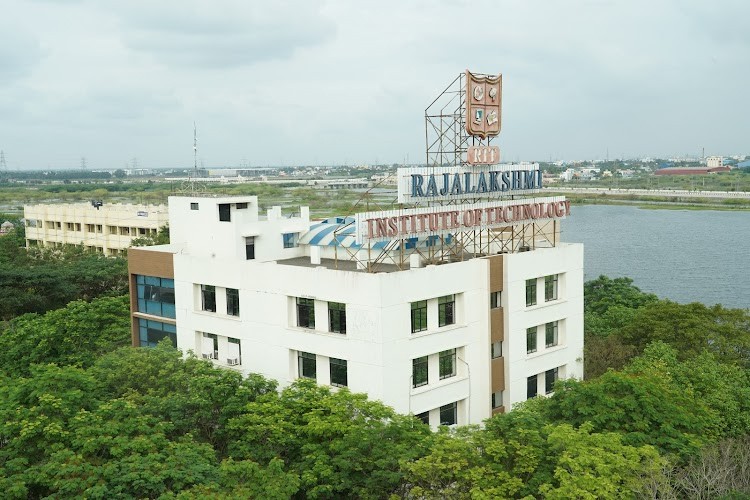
xmin=561 ymin=205 xmax=749 ymax=309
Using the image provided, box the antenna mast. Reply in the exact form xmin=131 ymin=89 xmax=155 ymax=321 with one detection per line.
xmin=193 ymin=122 xmax=198 ymax=177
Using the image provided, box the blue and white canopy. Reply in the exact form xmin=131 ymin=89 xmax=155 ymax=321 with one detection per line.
xmin=299 ymin=216 xmax=453 ymax=250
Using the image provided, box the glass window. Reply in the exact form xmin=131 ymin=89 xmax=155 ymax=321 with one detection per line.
xmin=219 ymin=203 xmax=231 ymax=222
xmin=412 ymin=356 xmax=428 ymax=388
xmin=298 ymin=351 xmax=316 ymax=380
xmin=491 ymin=391 xmax=503 ymax=409
xmin=190 ymin=202 xmax=199 ymax=210
xmin=527 ymin=375 xmax=538 ymax=399
xmin=138 ymin=319 xmax=176 ymax=348
xmin=283 ymin=232 xmax=299 ymax=248
xmin=491 ymin=341 xmax=502 ymax=359
xmin=439 ymin=402 xmax=457 ymax=426
xmin=438 ymin=295 xmax=455 ymax=327
xmin=439 ymin=349 xmax=456 ymax=380
xmin=227 ymin=288 xmax=240 ymax=317
xmin=201 ymin=284 xmax=216 ymax=312
xmin=236 ymin=202 xmax=248 ymax=209
xmin=545 ymin=321 xmax=558 ymax=348
xmin=545 ymin=274 xmax=559 ymax=301
xmin=545 ymin=367 xmax=559 ymax=394
xmin=245 ymin=236 xmax=255 ymax=260
xmin=202 ymin=332 xmax=219 ymax=359
xmin=328 ymin=302 xmax=346 ymax=334
xmin=329 ymin=357 xmax=348 ymax=387
xmin=136 ymin=275 xmax=175 ymax=319
xmin=296 ymin=297 xmax=315 ymax=329
xmin=410 ymin=300 xmax=427 ymax=333
xmin=415 ymin=411 xmax=430 ymax=425
xmin=227 ymin=337 xmax=241 ymax=366
xmin=526 ymin=326 xmax=537 ymax=354
xmin=490 ymin=291 xmax=501 ymax=309
xmin=526 ymin=278 xmax=537 ymax=306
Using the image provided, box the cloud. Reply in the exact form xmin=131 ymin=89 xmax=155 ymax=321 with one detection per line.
xmin=0 ymin=23 xmax=45 ymax=85
xmin=111 ymin=0 xmax=335 ymax=68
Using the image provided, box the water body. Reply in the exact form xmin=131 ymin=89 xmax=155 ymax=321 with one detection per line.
xmin=561 ymin=205 xmax=749 ymax=309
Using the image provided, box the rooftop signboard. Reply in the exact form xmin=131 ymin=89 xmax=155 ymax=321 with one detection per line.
xmin=397 ymin=163 xmax=542 ymax=204
xmin=354 ymin=196 xmax=569 ymax=244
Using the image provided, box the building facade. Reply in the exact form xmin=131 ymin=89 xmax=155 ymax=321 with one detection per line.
xmin=128 ymin=195 xmax=584 ymax=427
xmin=24 ymin=202 xmax=168 ymax=255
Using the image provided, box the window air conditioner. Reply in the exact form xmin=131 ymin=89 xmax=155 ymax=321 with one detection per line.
xmin=227 ymin=358 xmax=240 ymax=366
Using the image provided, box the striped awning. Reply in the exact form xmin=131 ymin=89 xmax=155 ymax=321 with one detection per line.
xmin=299 ymin=216 xmax=452 ymax=250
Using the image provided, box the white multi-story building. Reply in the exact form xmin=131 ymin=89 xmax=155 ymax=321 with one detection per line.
xmin=24 ymin=202 xmax=168 ymax=255
xmin=128 ymin=195 xmax=584 ymax=427
xmin=706 ymin=156 xmax=724 ymax=169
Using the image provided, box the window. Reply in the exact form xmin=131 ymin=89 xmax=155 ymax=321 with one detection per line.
xmin=298 ymin=351 xmax=316 ymax=380
xmin=202 ymin=332 xmax=219 ymax=359
xmin=527 ymin=375 xmax=538 ymax=399
xmin=329 ymin=358 xmax=348 ymax=387
xmin=245 ymin=236 xmax=255 ymax=260
xmin=491 ymin=391 xmax=503 ymax=409
xmin=439 ymin=402 xmax=457 ymax=426
xmin=226 ymin=288 xmax=240 ymax=317
xmin=415 ymin=411 xmax=430 ymax=425
xmin=526 ymin=278 xmax=537 ymax=306
xmin=490 ymin=291 xmax=501 ymax=309
xmin=190 ymin=202 xmax=199 ymax=210
xmin=296 ymin=297 xmax=315 ymax=329
xmin=412 ymin=356 xmax=428 ymax=388
xmin=438 ymin=295 xmax=455 ymax=327
xmin=545 ymin=367 xmax=559 ymax=394
xmin=218 ymin=203 xmax=231 ymax=222
xmin=439 ymin=349 xmax=456 ymax=380
xmin=236 ymin=202 xmax=248 ymax=209
xmin=545 ymin=321 xmax=558 ymax=348
xmin=201 ymin=284 xmax=216 ymax=312
xmin=138 ymin=319 xmax=176 ymax=348
xmin=328 ymin=302 xmax=346 ymax=334
xmin=227 ymin=337 xmax=241 ymax=366
xmin=545 ymin=274 xmax=559 ymax=301
xmin=410 ymin=300 xmax=427 ymax=333
xmin=491 ymin=341 xmax=502 ymax=359
xmin=136 ymin=275 xmax=176 ymax=318
xmin=526 ymin=326 xmax=537 ymax=354
xmin=283 ymin=232 xmax=299 ymax=248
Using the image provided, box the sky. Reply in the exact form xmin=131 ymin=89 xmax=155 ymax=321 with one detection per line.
xmin=0 ymin=0 xmax=748 ymax=170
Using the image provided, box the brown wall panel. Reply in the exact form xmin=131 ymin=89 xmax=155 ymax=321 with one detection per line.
xmin=492 ymin=406 xmax=506 ymax=415
xmin=491 ymin=356 xmax=505 ymax=392
xmin=128 ymin=248 xmax=175 ymax=279
xmin=488 ymin=254 xmax=504 ymax=292
xmin=490 ymin=307 xmax=504 ymax=342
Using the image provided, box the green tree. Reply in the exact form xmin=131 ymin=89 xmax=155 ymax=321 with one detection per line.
xmin=227 ymin=379 xmax=433 ymax=499
xmin=544 ymin=367 xmax=718 ymax=460
xmin=618 ymin=301 xmax=750 ymax=367
xmin=0 ymin=295 xmax=131 ymax=376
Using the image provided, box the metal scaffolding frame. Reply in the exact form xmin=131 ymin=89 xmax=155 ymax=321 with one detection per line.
xmin=329 ymin=71 xmax=558 ymax=272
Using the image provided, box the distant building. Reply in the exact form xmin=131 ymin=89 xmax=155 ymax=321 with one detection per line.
xmin=24 ymin=202 xmax=168 ymax=255
xmin=706 ymin=156 xmax=724 ymax=169
xmin=0 ymin=221 xmax=15 ymax=235
xmin=654 ymin=166 xmax=730 ymax=176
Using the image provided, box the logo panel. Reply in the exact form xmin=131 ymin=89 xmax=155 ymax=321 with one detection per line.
xmin=465 ymin=70 xmax=502 ymax=139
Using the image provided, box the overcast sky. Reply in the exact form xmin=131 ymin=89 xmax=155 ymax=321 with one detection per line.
xmin=0 ymin=0 xmax=747 ymax=169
